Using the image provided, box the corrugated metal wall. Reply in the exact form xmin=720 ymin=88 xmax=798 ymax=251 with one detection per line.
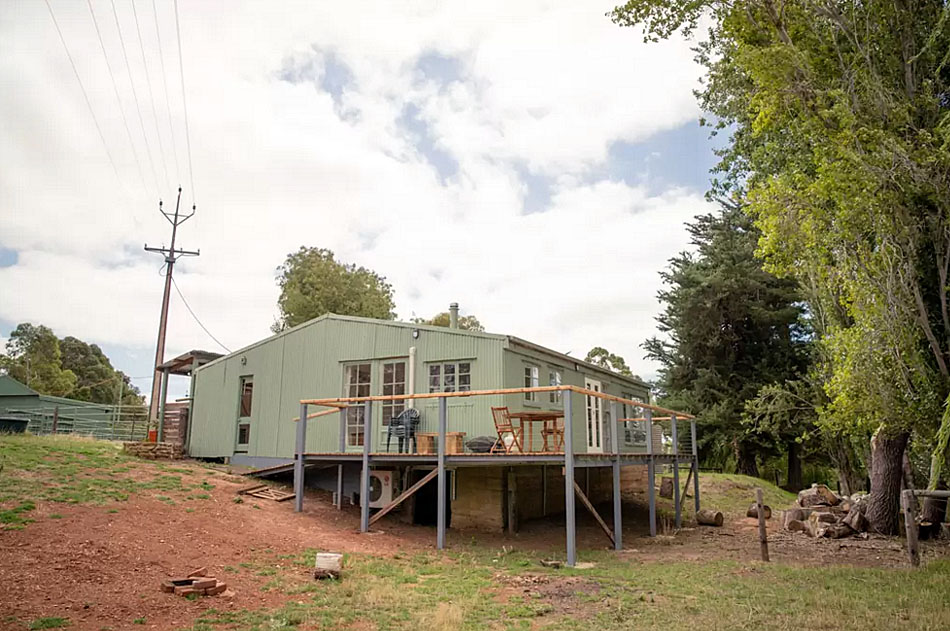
xmin=189 ymin=316 xmax=508 ymax=458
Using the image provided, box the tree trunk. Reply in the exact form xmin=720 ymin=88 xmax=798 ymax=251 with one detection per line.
xmin=920 ymin=480 xmax=948 ymax=539
xmin=786 ymin=441 xmax=803 ymax=492
xmin=829 ymin=433 xmax=866 ymax=496
xmin=736 ymin=442 xmax=759 ymax=477
xmin=865 ymin=430 xmax=910 ymax=535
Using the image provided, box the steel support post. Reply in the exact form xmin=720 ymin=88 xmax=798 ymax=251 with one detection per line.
xmin=337 ymin=408 xmax=347 ymax=509
xmin=645 ymin=408 xmax=656 ymax=537
xmin=158 ymin=368 xmax=170 ymax=441
xmin=609 ymin=401 xmax=622 ymax=550
xmin=672 ymin=414 xmax=681 ymax=528
xmin=294 ymin=403 xmax=307 ymax=513
xmin=437 ymin=396 xmax=447 ymax=549
xmin=360 ymin=400 xmax=372 ymax=533
xmin=563 ymin=390 xmax=576 ymax=566
xmin=691 ymin=419 xmax=700 ymax=514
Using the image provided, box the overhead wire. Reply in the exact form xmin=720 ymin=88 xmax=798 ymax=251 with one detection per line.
xmin=173 ymin=0 xmax=196 ymax=206
xmin=170 ymin=275 xmax=232 ymax=353
xmin=110 ymin=0 xmax=161 ymax=196
xmin=151 ymin=0 xmax=180 ymax=185
xmin=130 ymin=0 xmax=169 ymax=190
xmin=86 ymin=0 xmax=150 ymax=197
xmin=44 ymin=0 xmax=125 ymax=191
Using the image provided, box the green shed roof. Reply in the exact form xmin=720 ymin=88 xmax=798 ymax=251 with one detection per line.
xmin=0 ymin=375 xmax=39 ymax=397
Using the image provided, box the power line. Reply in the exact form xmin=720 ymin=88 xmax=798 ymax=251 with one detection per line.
xmin=131 ymin=0 xmax=169 ymax=190
xmin=86 ymin=0 xmax=150 ymax=196
xmin=110 ymin=0 xmax=160 ymax=195
xmin=151 ymin=0 xmax=179 ymax=185
xmin=173 ymin=0 xmax=196 ymax=205
xmin=171 ymin=276 xmax=231 ymax=353
xmin=44 ymin=0 xmax=125 ymax=190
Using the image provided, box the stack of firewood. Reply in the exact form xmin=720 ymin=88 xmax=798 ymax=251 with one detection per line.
xmin=782 ymin=484 xmax=869 ymax=539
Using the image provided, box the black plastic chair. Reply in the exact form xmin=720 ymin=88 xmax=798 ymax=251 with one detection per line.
xmin=386 ymin=408 xmax=421 ymax=453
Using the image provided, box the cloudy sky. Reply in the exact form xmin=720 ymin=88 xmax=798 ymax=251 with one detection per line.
xmin=0 ymin=0 xmax=718 ymax=401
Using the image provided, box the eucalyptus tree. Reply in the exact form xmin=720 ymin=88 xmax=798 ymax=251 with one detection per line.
xmin=612 ymin=0 xmax=950 ymax=533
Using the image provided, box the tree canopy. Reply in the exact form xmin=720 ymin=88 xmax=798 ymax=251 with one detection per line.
xmin=273 ymin=247 xmax=396 ymax=332
xmin=0 ymin=323 xmax=143 ymax=405
xmin=584 ymin=347 xmax=636 ymax=378
xmin=643 ymin=203 xmax=809 ymax=476
xmin=612 ymin=0 xmax=950 ymax=532
xmin=412 ymin=312 xmax=485 ymax=331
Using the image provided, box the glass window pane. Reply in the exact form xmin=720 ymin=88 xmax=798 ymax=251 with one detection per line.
xmin=384 ymin=363 xmax=393 ymax=380
xmin=395 ymin=363 xmax=405 ymax=381
xmin=444 ymin=364 xmax=455 ymax=376
xmin=358 ymin=364 xmax=370 ymax=381
xmin=429 ymin=365 xmax=440 ymax=377
xmin=458 ymin=362 xmax=470 ymax=374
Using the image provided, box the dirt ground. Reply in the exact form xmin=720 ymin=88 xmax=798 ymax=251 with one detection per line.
xmin=1 ymin=458 xmax=946 ymax=630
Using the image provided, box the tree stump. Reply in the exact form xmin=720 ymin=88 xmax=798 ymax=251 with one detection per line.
xmin=659 ymin=477 xmax=674 ymax=499
xmin=747 ymin=503 xmax=772 ymax=519
xmin=696 ymin=509 xmax=723 ymax=527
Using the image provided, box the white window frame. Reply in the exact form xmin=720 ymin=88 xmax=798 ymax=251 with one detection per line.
xmin=428 ymin=361 xmax=472 ymax=393
xmin=524 ymin=365 xmax=540 ymax=402
xmin=548 ymin=369 xmax=562 ymax=403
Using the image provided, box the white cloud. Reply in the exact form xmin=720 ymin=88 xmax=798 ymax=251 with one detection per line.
xmin=0 ymin=0 xmax=712 ymax=388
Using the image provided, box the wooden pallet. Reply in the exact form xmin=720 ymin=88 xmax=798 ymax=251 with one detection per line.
xmin=237 ymin=484 xmax=295 ymax=502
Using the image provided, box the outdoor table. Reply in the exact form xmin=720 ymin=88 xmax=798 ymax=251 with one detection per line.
xmin=507 ymin=410 xmax=564 ymax=452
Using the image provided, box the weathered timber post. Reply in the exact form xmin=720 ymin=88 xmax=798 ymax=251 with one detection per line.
xmin=691 ymin=419 xmax=700 ymax=515
xmin=437 ymin=396 xmax=447 ymax=549
xmin=672 ymin=414 xmax=681 ymax=528
xmin=294 ymin=403 xmax=308 ymax=513
xmin=158 ymin=368 xmax=170 ymax=441
xmin=337 ymin=407 xmax=346 ymax=509
xmin=610 ymin=400 xmax=622 ymax=551
xmin=902 ymin=489 xmax=920 ymax=567
xmin=756 ymin=487 xmax=769 ymax=562
xmin=563 ymin=389 xmax=576 ymax=566
xmin=360 ymin=400 xmax=372 ymax=533
xmin=646 ymin=408 xmax=656 ymax=537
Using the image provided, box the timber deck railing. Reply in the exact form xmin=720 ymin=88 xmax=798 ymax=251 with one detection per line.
xmin=292 ymin=385 xmax=699 ymax=566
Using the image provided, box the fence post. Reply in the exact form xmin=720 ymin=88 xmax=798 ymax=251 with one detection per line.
xmin=901 ymin=489 xmax=920 ymax=567
xmin=294 ymin=403 xmax=307 ymax=513
xmin=691 ymin=419 xmax=700 ymax=514
xmin=360 ymin=400 xmax=373 ymax=533
xmin=756 ymin=487 xmax=769 ymax=562
xmin=52 ymin=406 xmax=59 ymax=434
xmin=437 ymin=396 xmax=447 ymax=549
xmin=645 ymin=408 xmax=656 ymax=537
xmin=563 ymin=389 xmax=576 ymax=566
xmin=672 ymin=414 xmax=680 ymax=528
xmin=158 ymin=368 xmax=170 ymax=442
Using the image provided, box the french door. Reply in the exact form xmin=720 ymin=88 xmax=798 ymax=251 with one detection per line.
xmin=585 ymin=378 xmax=604 ymax=453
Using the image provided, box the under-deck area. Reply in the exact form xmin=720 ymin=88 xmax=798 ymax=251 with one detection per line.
xmin=287 ymin=385 xmax=700 ymax=566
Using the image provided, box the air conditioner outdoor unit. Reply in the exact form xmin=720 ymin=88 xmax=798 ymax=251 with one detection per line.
xmin=368 ymin=470 xmax=394 ymax=508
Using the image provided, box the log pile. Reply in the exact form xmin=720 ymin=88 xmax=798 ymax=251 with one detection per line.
xmin=782 ymin=484 xmax=869 ymax=539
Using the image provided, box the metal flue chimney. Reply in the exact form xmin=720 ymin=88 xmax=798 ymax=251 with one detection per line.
xmin=449 ymin=303 xmax=459 ymax=329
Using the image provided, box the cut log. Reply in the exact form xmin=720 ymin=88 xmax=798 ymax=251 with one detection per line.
xmin=805 ymin=511 xmax=837 ymax=537
xmin=747 ymin=503 xmax=772 ymax=519
xmin=797 ymin=484 xmax=840 ymax=508
xmin=659 ymin=477 xmax=674 ymax=499
xmin=696 ymin=509 xmax=723 ymax=527
xmin=786 ymin=519 xmax=806 ymax=532
xmin=842 ymin=507 xmax=868 ymax=533
xmin=820 ymin=523 xmax=854 ymax=539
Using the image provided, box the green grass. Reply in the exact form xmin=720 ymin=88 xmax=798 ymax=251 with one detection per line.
xmin=0 ymin=435 xmax=209 ymax=528
xmin=189 ymin=548 xmax=950 ymax=631
xmin=651 ymin=471 xmax=798 ymax=521
xmin=28 ymin=617 xmax=69 ymax=629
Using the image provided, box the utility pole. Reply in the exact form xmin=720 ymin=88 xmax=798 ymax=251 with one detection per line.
xmin=145 ymin=187 xmax=199 ymax=425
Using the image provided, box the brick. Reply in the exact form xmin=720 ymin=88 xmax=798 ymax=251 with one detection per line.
xmin=174 ymin=586 xmax=200 ymax=596
xmin=160 ymin=581 xmax=176 ymax=593
xmin=191 ymin=578 xmax=216 ymax=590
xmin=205 ymin=582 xmax=227 ymax=596
xmin=188 ymin=567 xmax=207 ymax=578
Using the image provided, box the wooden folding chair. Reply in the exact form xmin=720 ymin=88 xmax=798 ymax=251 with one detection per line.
xmin=541 ymin=420 xmax=564 ymax=452
xmin=490 ymin=406 xmax=523 ymax=454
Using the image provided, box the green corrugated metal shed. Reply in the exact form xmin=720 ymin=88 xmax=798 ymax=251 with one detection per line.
xmin=0 ymin=375 xmax=117 ymax=429
xmin=189 ymin=314 xmax=650 ymax=464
